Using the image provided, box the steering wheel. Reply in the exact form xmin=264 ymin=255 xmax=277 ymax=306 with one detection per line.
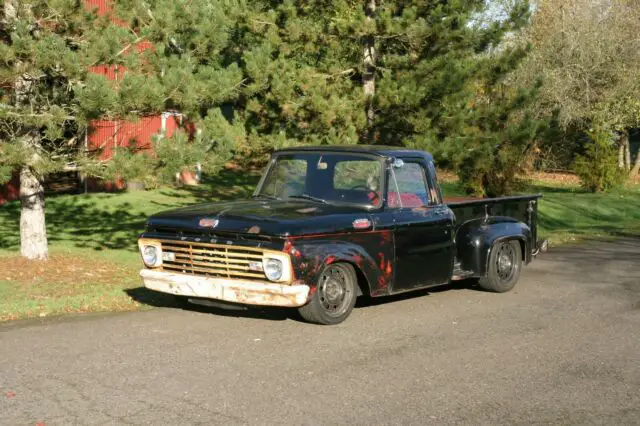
xmin=348 ymin=184 xmax=370 ymax=190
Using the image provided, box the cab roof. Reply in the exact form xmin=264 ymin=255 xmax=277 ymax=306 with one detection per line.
xmin=272 ymin=145 xmax=434 ymax=162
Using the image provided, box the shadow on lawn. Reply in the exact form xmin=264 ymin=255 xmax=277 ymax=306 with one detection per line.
xmin=0 ymin=169 xmax=262 ymax=252
xmin=0 ymin=197 xmax=149 ymax=252
xmin=152 ymin=169 xmax=261 ymax=208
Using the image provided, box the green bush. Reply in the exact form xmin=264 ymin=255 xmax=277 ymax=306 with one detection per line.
xmin=574 ymin=129 xmax=625 ymax=192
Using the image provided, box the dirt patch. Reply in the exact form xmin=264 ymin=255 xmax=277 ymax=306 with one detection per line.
xmin=0 ymin=255 xmax=134 ymax=286
xmin=436 ymin=169 xmax=459 ymax=182
xmin=524 ymin=171 xmax=581 ymax=186
xmin=439 ymin=169 xmax=639 ymax=187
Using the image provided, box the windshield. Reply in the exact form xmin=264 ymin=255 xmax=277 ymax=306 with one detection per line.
xmin=256 ymin=152 xmax=384 ymax=208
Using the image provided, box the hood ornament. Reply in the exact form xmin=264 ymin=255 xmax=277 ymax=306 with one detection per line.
xmin=199 ymin=218 xmax=219 ymax=228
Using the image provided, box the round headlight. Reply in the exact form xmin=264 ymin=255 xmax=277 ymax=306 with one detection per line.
xmin=142 ymin=245 xmax=159 ymax=267
xmin=263 ymin=258 xmax=283 ymax=281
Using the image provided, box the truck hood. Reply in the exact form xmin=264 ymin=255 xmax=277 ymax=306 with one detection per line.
xmin=145 ymin=198 xmax=374 ymax=237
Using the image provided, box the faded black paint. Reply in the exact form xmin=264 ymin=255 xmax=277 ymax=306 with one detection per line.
xmin=285 ymin=229 xmax=395 ymax=298
xmin=138 ymin=145 xmax=545 ymax=306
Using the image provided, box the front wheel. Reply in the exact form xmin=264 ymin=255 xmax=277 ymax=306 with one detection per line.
xmin=479 ymin=240 xmax=522 ymax=293
xmin=298 ymin=262 xmax=358 ymax=325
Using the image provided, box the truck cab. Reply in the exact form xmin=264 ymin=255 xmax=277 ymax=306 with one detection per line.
xmin=138 ymin=146 xmax=547 ymax=325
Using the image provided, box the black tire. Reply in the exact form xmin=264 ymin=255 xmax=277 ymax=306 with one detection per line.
xmin=298 ymin=263 xmax=358 ymax=325
xmin=479 ymin=240 xmax=522 ymax=293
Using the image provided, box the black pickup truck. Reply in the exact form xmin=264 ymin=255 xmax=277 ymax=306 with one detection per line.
xmin=138 ymin=146 xmax=547 ymax=324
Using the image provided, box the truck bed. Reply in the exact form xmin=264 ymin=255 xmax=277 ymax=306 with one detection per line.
xmin=446 ymin=194 xmax=542 ymax=247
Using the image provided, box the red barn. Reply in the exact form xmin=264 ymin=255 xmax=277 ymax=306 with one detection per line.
xmin=1 ymin=0 xmax=194 ymax=204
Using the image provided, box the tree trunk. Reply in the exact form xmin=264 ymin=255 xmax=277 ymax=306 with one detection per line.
xmin=19 ymin=132 xmax=49 ymax=260
xmin=631 ymin=144 xmax=640 ymax=176
xmin=625 ymin=137 xmax=632 ymax=171
xmin=20 ymin=165 xmax=48 ymax=260
xmin=362 ymin=0 xmax=376 ymax=141
xmin=618 ymin=130 xmax=631 ymax=170
xmin=618 ymin=141 xmax=625 ymax=169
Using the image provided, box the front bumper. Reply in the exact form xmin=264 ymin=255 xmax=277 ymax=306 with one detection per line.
xmin=139 ymin=269 xmax=310 ymax=308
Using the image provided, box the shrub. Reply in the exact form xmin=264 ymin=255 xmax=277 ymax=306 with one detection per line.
xmin=574 ymin=129 xmax=625 ymax=192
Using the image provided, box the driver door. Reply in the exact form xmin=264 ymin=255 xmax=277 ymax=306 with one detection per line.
xmin=388 ymin=159 xmax=454 ymax=292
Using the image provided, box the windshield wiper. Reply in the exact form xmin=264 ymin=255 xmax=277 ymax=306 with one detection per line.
xmin=252 ymin=193 xmax=281 ymax=200
xmin=288 ymin=194 xmax=330 ymax=204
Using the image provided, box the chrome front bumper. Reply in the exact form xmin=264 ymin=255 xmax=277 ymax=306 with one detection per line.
xmin=140 ymin=269 xmax=310 ymax=308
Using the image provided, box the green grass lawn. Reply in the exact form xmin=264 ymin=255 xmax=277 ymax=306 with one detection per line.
xmin=0 ymin=168 xmax=638 ymax=322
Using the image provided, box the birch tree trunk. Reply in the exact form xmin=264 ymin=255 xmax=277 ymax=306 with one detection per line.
xmin=363 ymin=0 xmax=376 ymax=141
xmin=19 ymin=133 xmax=49 ymax=260
xmin=20 ymin=166 xmax=48 ymax=260
xmin=618 ymin=142 xmax=625 ymax=169
xmin=5 ymin=0 xmax=49 ymax=260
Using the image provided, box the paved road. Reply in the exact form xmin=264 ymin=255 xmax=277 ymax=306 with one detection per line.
xmin=1 ymin=238 xmax=639 ymax=425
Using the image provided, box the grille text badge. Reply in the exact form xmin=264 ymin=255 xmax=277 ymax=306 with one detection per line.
xmin=162 ymin=251 xmax=176 ymax=262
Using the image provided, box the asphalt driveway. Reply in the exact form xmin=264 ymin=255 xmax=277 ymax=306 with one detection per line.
xmin=1 ymin=237 xmax=639 ymax=425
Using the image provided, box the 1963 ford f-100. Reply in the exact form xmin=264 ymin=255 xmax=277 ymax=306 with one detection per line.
xmin=138 ymin=146 xmax=548 ymax=324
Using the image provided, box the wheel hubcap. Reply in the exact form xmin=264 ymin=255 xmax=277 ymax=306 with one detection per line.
xmin=319 ymin=267 xmax=351 ymax=317
xmin=495 ymin=244 xmax=516 ymax=281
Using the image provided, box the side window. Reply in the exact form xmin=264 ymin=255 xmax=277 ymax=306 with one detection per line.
xmin=262 ymin=159 xmax=307 ymax=198
xmin=387 ymin=162 xmax=433 ymax=208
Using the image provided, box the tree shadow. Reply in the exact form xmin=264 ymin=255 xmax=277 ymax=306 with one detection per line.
xmin=159 ymin=169 xmax=261 ymax=204
xmin=0 ymin=196 xmax=149 ymax=252
xmin=0 ymin=169 xmax=262 ymax=252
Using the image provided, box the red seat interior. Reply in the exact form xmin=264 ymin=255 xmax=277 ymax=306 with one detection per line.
xmin=387 ymin=192 xmax=423 ymax=208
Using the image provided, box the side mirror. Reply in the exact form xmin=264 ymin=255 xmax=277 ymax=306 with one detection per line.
xmin=392 ymin=158 xmax=404 ymax=168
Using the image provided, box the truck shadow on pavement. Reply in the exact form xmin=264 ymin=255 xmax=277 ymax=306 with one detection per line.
xmin=125 ymin=280 xmax=477 ymax=323
xmin=125 ymin=287 xmax=295 ymax=321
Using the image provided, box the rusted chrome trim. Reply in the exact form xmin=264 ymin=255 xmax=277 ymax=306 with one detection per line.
xmin=139 ymin=269 xmax=310 ymax=308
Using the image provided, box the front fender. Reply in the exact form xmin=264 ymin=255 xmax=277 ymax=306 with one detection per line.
xmin=455 ymin=217 xmax=532 ymax=277
xmin=284 ymin=231 xmax=395 ymax=298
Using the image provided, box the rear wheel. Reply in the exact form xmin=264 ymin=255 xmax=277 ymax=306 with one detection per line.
xmin=298 ymin=263 xmax=357 ymax=325
xmin=479 ymin=240 xmax=522 ymax=293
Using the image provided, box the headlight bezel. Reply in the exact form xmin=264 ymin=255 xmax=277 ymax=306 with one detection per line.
xmin=263 ymin=258 xmax=283 ymax=281
xmin=261 ymin=253 xmax=292 ymax=283
xmin=138 ymin=239 xmax=162 ymax=268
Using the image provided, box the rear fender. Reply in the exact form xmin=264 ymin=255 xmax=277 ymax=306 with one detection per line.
xmin=455 ymin=217 xmax=532 ymax=277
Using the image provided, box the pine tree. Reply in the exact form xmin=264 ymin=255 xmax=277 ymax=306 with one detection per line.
xmin=0 ymin=0 xmax=244 ymax=259
xmin=371 ymin=0 xmax=542 ymax=196
xmin=0 ymin=0 xmax=102 ymax=259
xmin=233 ymin=1 xmax=541 ymax=194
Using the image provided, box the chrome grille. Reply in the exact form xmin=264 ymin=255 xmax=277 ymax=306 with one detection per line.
xmin=159 ymin=240 xmax=267 ymax=280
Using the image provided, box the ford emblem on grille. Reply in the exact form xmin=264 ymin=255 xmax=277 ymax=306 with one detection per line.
xmin=199 ymin=218 xmax=219 ymax=228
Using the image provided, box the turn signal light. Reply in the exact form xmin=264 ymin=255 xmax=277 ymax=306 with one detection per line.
xmin=352 ymin=218 xmax=371 ymax=230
